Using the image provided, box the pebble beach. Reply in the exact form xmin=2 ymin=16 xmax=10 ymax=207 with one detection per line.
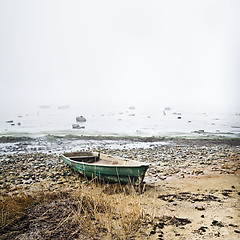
xmin=0 ymin=136 xmax=240 ymax=239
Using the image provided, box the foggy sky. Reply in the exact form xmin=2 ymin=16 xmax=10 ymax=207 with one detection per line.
xmin=0 ymin=0 xmax=239 ymax=112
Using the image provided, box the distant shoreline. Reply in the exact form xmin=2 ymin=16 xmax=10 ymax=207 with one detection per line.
xmin=0 ymin=134 xmax=240 ymax=146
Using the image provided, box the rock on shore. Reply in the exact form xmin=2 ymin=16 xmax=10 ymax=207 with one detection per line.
xmin=0 ymin=138 xmax=239 ymax=193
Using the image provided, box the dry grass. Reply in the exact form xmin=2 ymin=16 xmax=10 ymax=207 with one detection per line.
xmin=72 ymin=182 xmax=144 ymax=239
xmin=0 ymin=182 xmax=145 ymax=240
xmin=0 ymin=189 xmax=66 ymax=234
xmin=0 ymin=192 xmax=34 ymax=232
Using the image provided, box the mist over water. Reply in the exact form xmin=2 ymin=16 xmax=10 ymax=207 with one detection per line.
xmin=0 ymin=103 xmax=239 ymax=138
xmin=0 ymin=0 xmax=239 ymax=136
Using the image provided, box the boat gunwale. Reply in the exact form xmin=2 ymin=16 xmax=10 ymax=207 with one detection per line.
xmin=60 ymin=153 xmax=149 ymax=168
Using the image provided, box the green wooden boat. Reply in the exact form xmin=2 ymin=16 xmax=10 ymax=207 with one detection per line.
xmin=60 ymin=151 xmax=149 ymax=184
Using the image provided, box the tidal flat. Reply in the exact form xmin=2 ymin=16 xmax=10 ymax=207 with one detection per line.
xmin=0 ymin=136 xmax=240 ymax=239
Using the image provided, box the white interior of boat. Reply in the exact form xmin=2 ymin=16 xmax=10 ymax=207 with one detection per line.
xmin=63 ymin=152 xmax=148 ymax=166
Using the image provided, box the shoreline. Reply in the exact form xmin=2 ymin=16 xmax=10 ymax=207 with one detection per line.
xmin=1 ymin=134 xmax=240 ymax=145
xmin=0 ymin=137 xmax=239 ymax=239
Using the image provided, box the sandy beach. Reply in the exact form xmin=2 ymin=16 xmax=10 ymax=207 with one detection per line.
xmin=0 ymin=136 xmax=239 ymax=239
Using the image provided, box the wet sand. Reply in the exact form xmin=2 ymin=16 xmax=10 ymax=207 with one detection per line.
xmin=0 ymin=137 xmax=239 ymax=239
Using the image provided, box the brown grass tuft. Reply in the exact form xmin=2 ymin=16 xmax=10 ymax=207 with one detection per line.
xmin=0 ymin=182 xmax=145 ymax=239
xmin=72 ymin=183 xmax=144 ymax=239
xmin=0 ymin=193 xmax=34 ymax=232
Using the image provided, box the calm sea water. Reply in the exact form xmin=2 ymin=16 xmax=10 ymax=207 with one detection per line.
xmin=0 ymin=105 xmax=240 ymax=138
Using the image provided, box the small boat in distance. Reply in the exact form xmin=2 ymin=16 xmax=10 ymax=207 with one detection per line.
xmin=60 ymin=151 xmax=149 ymax=184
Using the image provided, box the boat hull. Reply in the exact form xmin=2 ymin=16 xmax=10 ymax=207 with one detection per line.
xmin=60 ymin=152 xmax=149 ymax=184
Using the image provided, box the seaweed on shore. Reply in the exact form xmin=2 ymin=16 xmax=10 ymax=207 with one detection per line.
xmin=0 ymin=136 xmax=33 ymax=143
xmin=1 ymin=134 xmax=240 ymax=147
xmin=45 ymin=134 xmax=167 ymax=143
